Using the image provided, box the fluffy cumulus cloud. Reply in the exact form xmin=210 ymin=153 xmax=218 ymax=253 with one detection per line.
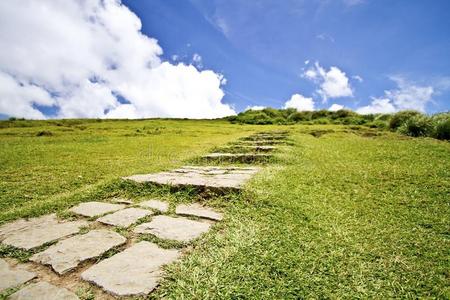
xmin=328 ymin=104 xmax=345 ymax=111
xmin=356 ymin=77 xmax=434 ymax=114
xmin=0 ymin=0 xmax=235 ymax=119
xmin=283 ymin=94 xmax=315 ymax=111
xmin=303 ymin=62 xmax=353 ymax=102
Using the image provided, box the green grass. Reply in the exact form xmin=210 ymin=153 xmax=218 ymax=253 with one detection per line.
xmin=1 ymin=120 xmax=449 ymax=298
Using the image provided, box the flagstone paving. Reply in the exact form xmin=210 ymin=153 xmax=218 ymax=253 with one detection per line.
xmin=30 ymin=230 xmax=126 ymax=274
xmin=134 ymin=215 xmax=211 ymax=242
xmin=70 ymin=202 xmax=125 ymax=218
xmin=81 ymin=241 xmax=180 ymax=296
xmin=176 ymin=203 xmax=223 ymax=221
xmin=8 ymin=281 xmax=79 ymax=300
xmin=124 ymin=166 xmax=259 ymax=190
xmin=0 ymin=258 xmax=36 ymax=292
xmin=202 ymin=152 xmax=272 ymax=163
xmin=97 ymin=207 xmax=153 ymax=227
xmin=0 ymin=214 xmax=88 ymax=250
xmin=138 ymin=199 xmax=169 ymax=212
xmin=0 ymin=133 xmax=286 ymax=298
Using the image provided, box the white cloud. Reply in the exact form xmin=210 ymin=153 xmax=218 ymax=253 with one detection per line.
xmin=192 ymin=53 xmax=203 ymax=69
xmin=356 ymin=77 xmax=434 ymax=114
xmin=171 ymin=55 xmax=179 ymax=61
xmin=303 ymin=62 xmax=353 ymax=102
xmin=352 ymin=75 xmax=363 ymax=82
xmin=316 ymin=34 xmax=335 ymax=43
xmin=283 ymin=94 xmax=315 ymax=111
xmin=245 ymin=105 xmax=266 ymax=111
xmin=328 ymin=104 xmax=345 ymax=111
xmin=356 ymin=98 xmax=396 ymax=114
xmin=0 ymin=0 xmax=235 ymax=119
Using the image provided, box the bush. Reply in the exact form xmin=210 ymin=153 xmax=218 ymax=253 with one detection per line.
xmin=367 ymin=120 xmax=388 ymax=129
xmin=432 ymin=112 xmax=450 ymax=140
xmin=398 ymin=115 xmax=433 ymax=137
xmin=389 ymin=110 xmax=422 ymax=130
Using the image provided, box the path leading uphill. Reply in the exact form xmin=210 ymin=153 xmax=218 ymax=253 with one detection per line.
xmin=0 ymin=131 xmax=291 ymax=299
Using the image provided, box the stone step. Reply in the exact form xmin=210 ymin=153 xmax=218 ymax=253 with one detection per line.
xmin=175 ymin=203 xmax=223 ymax=221
xmin=8 ymin=281 xmax=79 ymax=300
xmin=97 ymin=207 xmax=153 ymax=227
xmin=81 ymin=241 xmax=180 ymax=296
xmin=138 ymin=199 xmax=169 ymax=213
xmin=30 ymin=230 xmax=126 ymax=274
xmin=134 ymin=215 xmax=211 ymax=242
xmin=0 ymin=214 xmax=88 ymax=250
xmin=123 ymin=166 xmax=259 ymax=191
xmin=201 ymin=152 xmax=272 ymax=163
xmin=70 ymin=202 xmax=126 ymax=218
xmin=0 ymin=258 xmax=36 ymax=293
xmin=218 ymin=145 xmax=277 ymax=153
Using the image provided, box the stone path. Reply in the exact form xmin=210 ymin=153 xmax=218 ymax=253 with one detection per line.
xmin=0 ymin=258 xmax=36 ymax=292
xmin=97 ymin=207 xmax=153 ymax=227
xmin=0 ymin=131 xmax=289 ymax=299
xmin=134 ymin=215 xmax=211 ymax=242
xmin=202 ymin=152 xmax=272 ymax=163
xmin=30 ymin=230 xmax=126 ymax=274
xmin=8 ymin=282 xmax=79 ymax=300
xmin=123 ymin=165 xmax=260 ymax=191
xmin=0 ymin=214 xmax=87 ymax=250
xmin=82 ymin=241 xmax=180 ymax=296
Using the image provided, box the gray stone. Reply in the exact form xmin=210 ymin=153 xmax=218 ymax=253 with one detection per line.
xmin=202 ymin=153 xmax=272 ymax=163
xmin=176 ymin=203 xmax=223 ymax=221
xmin=1 ymin=215 xmax=88 ymax=250
xmin=139 ymin=200 xmax=169 ymax=213
xmin=0 ymin=259 xmax=36 ymax=292
xmin=0 ymin=214 xmax=54 ymax=241
xmin=30 ymin=230 xmax=126 ymax=274
xmin=8 ymin=282 xmax=79 ymax=300
xmin=134 ymin=216 xmax=211 ymax=242
xmin=124 ymin=166 xmax=259 ymax=190
xmin=97 ymin=208 xmax=153 ymax=227
xmin=69 ymin=202 xmax=125 ymax=218
xmin=81 ymin=241 xmax=180 ymax=296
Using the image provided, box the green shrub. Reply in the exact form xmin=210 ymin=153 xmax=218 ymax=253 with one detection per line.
xmin=389 ymin=110 xmax=422 ymax=130
xmin=431 ymin=112 xmax=450 ymax=140
xmin=367 ymin=120 xmax=388 ymax=129
xmin=398 ymin=115 xmax=433 ymax=137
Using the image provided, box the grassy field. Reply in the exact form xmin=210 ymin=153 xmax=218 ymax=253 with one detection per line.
xmin=1 ymin=120 xmax=449 ymax=298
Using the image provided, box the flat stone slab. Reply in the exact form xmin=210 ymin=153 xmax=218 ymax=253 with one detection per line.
xmin=70 ymin=202 xmax=125 ymax=218
xmin=30 ymin=230 xmax=126 ymax=274
xmin=202 ymin=153 xmax=272 ymax=163
xmin=139 ymin=200 xmax=169 ymax=213
xmin=1 ymin=214 xmax=88 ymax=250
xmin=9 ymin=281 xmax=79 ymax=300
xmin=134 ymin=216 xmax=211 ymax=242
xmin=81 ymin=241 xmax=180 ymax=296
xmin=0 ymin=259 xmax=36 ymax=292
xmin=97 ymin=208 xmax=153 ymax=227
xmin=124 ymin=166 xmax=259 ymax=190
xmin=176 ymin=203 xmax=223 ymax=221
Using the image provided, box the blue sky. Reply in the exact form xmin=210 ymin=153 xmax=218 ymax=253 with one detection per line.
xmin=0 ymin=0 xmax=449 ymax=119
xmin=124 ymin=0 xmax=450 ymax=113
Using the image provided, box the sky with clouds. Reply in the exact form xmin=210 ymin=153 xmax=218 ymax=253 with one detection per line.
xmin=0 ymin=0 xmax=449 ymax=119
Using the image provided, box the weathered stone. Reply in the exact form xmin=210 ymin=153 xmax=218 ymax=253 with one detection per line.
xmin=81 ymin=241 xmax=180 ymax=296
xmin=70 ymin=202 xmax=125 ymax=218
xmin=124 ymin=166 xmax=259 ymax=190
xmin=8 ymin=282 xmax=79 ymax=300
xmin=30 ymin=230 xmax=126 ymax=274
xmin=139 ymin=200 xmax=169 ymax=213
xmin=1 ymin=214 xmax=88 ymax=250
xmin=97 ymin=208 xmax=153 ymax=227
xmin=0 ymin=259 xmax=36 ymax=292
xmin=0 ymin=215 xmax=54 ymax=241
xmin=202 ymin=153 xmax=272 ymax=163
xmin=176 ymin=203 xmax=223 ymax=221
xmin=134 ymin=216 xmax=211 ymax=242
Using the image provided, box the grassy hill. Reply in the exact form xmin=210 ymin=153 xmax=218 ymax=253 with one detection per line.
xmin=0 ymin=119 xmax=449 ymax=298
